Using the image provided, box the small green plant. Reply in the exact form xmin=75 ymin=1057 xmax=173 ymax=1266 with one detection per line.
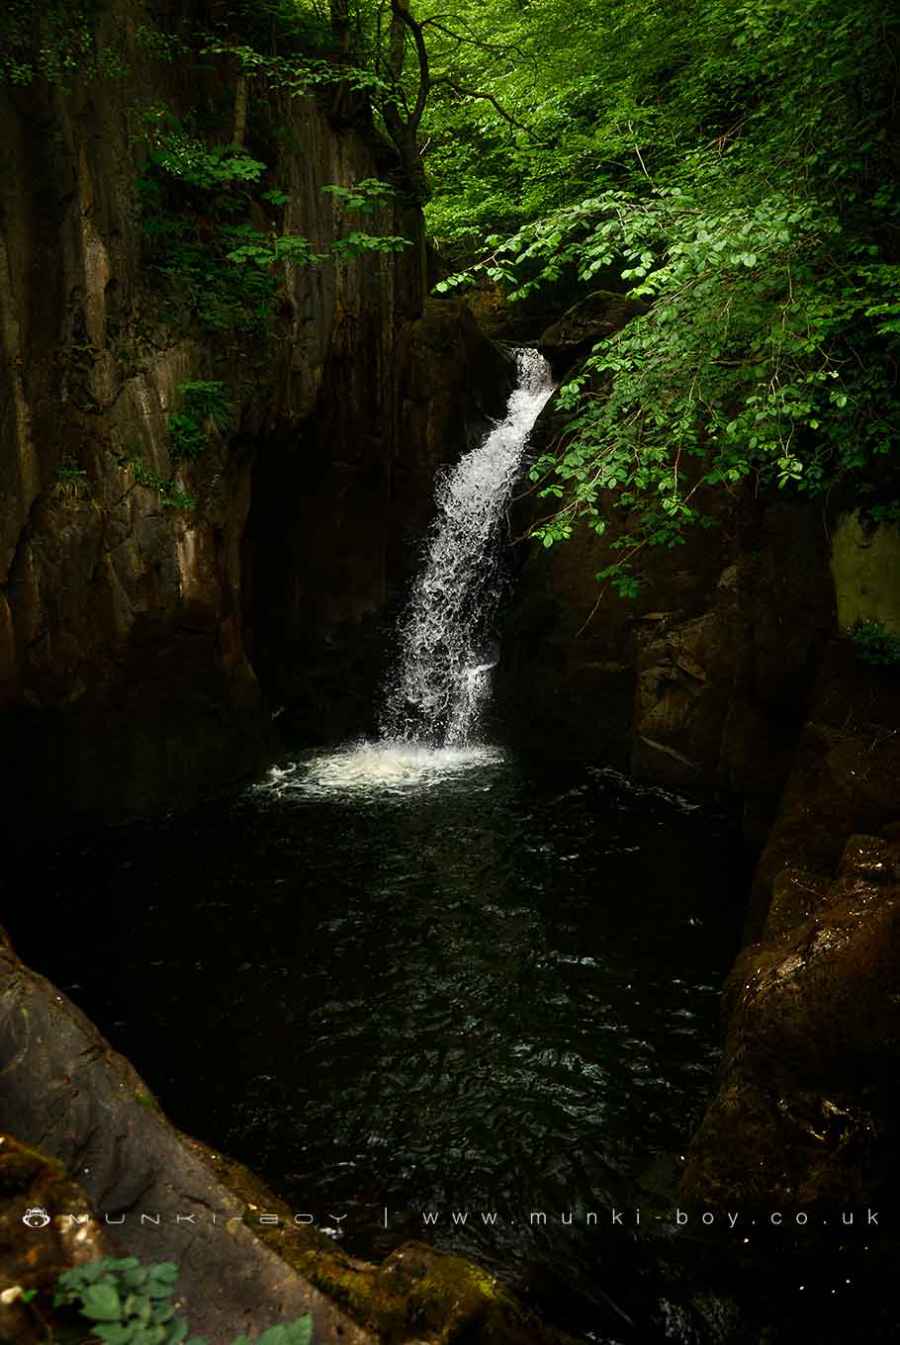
xmin=54 ymin=1256 xmax=313 ymax=1345
xmin=866 ymin=501 xmax=900 ymax=526
xmin=321 ymin=179 xmax=398 ymax=214
xmin=168 ymin=381 xmax=232 ymax=463
xmin=137 ymin=112 xmax=410 ymax=336
xmin=850 ymin=620 xmax=900 ymax=668
xmin=224 ymin=229 xmax=324 ymax=270
xmin=134 ymin=23 xmax=189 ymax=64
xmin=167 ymin=414 xmax=207 ymax=462
xmin=146 ymin=133 xmax=267 ymax=193
xmin=54 ymin=458 xmax=91 ymax=501
xmin=136 ymin=118 xmax=289 ymax=335
xmin=126 ymin=456 xmax=196 ymax=511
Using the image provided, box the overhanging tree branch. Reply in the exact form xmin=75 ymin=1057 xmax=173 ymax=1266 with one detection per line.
xmin=376 ymin=0 xmax=431 ymax=199
xmin=375 ymin=0 xmax=543 ymax=201
xmin=420 ymin=17 xmax=530 ymax=63
xmin=391 ymin=0 xmax=430 ymax=130
xmin=432 ymin=76 xmax=543 ymax=141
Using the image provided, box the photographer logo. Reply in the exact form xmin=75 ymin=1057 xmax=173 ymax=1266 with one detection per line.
xmin=22 ymin=1207 xmax=51 ymax=1229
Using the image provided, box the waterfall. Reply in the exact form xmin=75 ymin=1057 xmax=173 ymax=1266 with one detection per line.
xmin=289 ymin=346 xmax=553 ymax=795
xmin=382 ymin=347 xmax=554 ymax=747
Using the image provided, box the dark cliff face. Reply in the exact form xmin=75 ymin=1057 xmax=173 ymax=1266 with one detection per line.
xmin=498 ymin=455 xmax=836 ymax=845
xmin=496 ymin=304 xmax=900 ymax=1222
xmin=497 ymin=298 xmax=898 ymax=867
xmin=242 ymin=299 xmax=513 ymax=744
xmin=499 ymin=407 xmax=900 ymax=886
xmin=0 ymin=2 xmax=511 ymax=822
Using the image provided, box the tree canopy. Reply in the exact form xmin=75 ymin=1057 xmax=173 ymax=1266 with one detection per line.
xmin=5 ymin=0 xmax=898 ymax=582
xmin=406 ymin=0 xmax=900 ymax=587
xmin=286 ymin=0 xmax=898 ymax=587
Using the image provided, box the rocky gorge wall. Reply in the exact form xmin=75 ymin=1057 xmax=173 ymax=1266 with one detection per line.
xmin=496 ymin=294 xmax=900 ymax=1221
xmin=243 ymin=297 xmax=512 ymax=742
xmin=0 ymin=0 xmax=511 ymax=825
xmin=3 ymin=25 xmax=899 ymax=1330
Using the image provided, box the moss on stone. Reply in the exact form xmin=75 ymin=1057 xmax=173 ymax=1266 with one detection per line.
xmin=188 ymin=1139 xmax=579 ymax=1345
xmin=831 ymin=511 xmax=900 ymax=636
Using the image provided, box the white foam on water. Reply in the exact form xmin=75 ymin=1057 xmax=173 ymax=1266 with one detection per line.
xmin=265 ymin=741 xmax=505 ymax=798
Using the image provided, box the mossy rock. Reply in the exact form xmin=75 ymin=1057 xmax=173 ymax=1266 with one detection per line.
xmin=831 ymin=512 xmax=900 ymax=637
xmin=190 ymin=1140 xmax=579 ymax=1345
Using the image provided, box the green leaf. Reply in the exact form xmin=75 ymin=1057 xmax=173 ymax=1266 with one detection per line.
xmin=95 ymin=1325 xmax=134 ymax=1345
xmin=82 ymin=1283 xmax=124 ymax=1321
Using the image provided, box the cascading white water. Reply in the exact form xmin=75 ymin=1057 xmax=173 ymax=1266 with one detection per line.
xmin=284 ymin=346 xmax=553 ymax=795
xmin=381 ymin=347 xmax=554 ymax=747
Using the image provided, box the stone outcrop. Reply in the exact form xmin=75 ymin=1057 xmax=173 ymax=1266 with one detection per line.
xmin=0 ymin=929 xmax=373 ymax=1345
xmin=681 ymin=831 xmax=900 ymax=1207
xmin=499 ymin=299 xmax=866 ymax=858
xmin=499 ymin=471 xmax=835 ymax=855
xmin=497 ymin=299 xmax=900 ymax=1220
xmin=539 ymin=291 xmax=647 ymax=378
xmin=748 ymin=639 xmax=900 ymax=925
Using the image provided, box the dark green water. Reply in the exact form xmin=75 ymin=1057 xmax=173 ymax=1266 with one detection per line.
xmin=9 ymin=748 xmax=752 ymax=1338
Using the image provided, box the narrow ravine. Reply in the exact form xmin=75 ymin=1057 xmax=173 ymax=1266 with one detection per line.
xmin=2 ymin=1 xmax=898 ymax=1342
xmin=5 ymin=352 xmax=746 ymax=1341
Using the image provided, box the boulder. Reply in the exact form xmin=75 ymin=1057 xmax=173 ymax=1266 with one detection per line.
xmin=539 ymin=291 xmax=647 ymax=377
xmin=681 ymin=832 xmax=900 ymax=1207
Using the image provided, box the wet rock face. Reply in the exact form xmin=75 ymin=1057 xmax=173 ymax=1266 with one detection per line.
xmin=749 ymin=640 xmax=900 ymax=926
xmin=681 ymin=832 xmax=900 ymax=1207
xmin=1 ymin=0 xmax=480 ymax=823
xmin=0 ymin=9 xmax=269 ymax=825
xmin=243 ymin=298 xmax=515 ymax=744
xmin=539 ymin=291 xmax=647 ymax=378
xmin=499 ymin=465 xmax=835 ymax=846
